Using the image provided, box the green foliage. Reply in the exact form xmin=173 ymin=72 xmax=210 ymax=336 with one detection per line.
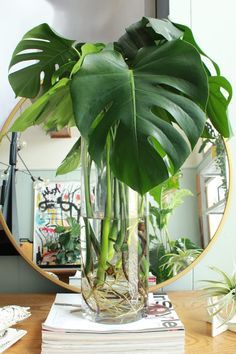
xmin=160 ymin=239 xmax=202 ymax=277
xmin=175 ymin=22 xmax=232 ymax=137
xmin=8 ymin=18 xmax=231 ymax=195
xmin=207 ymin=76 xmax=232 ymax=137
xmin=148 ymin=172 xmax=201 ymax=282
xmin=53 ymin=217 xmax=80 ymax=265
xmin=199 ymin=122 xmax=228 ymax=195
xmin=56 ymin=138 xmax=81 ymax=176
xmin=71 ymin=41 xmax=208 ymax=194
xmin=202 ymin=266 xmax=236 ymax=325
xmin=117 ymin=17 xmax=183 ymax=61
xmin=149 ymin=242 xmax=170 ymax=283
xmin=10 ymin=78 xmax=74 ymax=133
xmin=9 ymin=23 xmax=79 ymax=98
xmin=149 ymin=172 xmax=193 ymax=230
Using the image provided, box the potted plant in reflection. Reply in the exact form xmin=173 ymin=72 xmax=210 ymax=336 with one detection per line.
xmin=8 ymin=17 xmax=231 ymax=323
xmin=149 ymin=172 xmax=203 ymax=283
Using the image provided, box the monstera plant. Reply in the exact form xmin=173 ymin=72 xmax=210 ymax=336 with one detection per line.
xmin=8 ymin=17 xmax=231 ymax=324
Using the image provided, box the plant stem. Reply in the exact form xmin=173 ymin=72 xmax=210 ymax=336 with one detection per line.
xmin=82 ymin=144 xmax=93 ymax=218
xmin=82 ymin=140 xmax=93 ymax=274
xmin=114 ymin=182 xmax=127 ymax=252
xmin=96 ymin=135 xmax=112 ymax=284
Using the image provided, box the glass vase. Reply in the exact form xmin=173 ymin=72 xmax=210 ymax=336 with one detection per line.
xmin=80 ymin=138 xmax=149 ymax=324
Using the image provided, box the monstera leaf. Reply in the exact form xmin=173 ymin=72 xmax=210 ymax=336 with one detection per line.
xmin=10 ymin=78 xmax=74 ymax=133
xmin=175 ymin=22 xmax=232 ymax=137
xmin=9 ymin=23 xmax=79 ymax=98
xmin=56 ymin=138 xmax=81 ymax=176
xmin=207 ymin=76 xmax=232 ymax=137
xmin=117 ymin=17 xmax=182 ymax=60
xmin=71 ymin=40 xmax=208 ymax=194
xmin=118 ymin=18 xmax=232 ymax=138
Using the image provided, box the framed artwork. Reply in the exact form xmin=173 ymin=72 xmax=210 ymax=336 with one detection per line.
xmin=33 ymin=181 xmax=81 ymax=268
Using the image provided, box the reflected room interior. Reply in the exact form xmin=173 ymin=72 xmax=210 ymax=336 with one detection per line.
xmin=0 ymin=100 xmax=230 ymax=289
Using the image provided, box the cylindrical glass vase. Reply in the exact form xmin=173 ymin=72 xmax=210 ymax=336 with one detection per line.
xmin=80 ymin=138 xmax=149 ymax=324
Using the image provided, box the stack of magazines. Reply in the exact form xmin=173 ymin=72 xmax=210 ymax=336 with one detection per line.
xmin=41 ymin=293 xmax=185 ymax=354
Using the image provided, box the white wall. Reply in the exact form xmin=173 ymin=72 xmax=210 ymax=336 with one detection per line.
xmin=164 ymin=0 xmax=236 ymax=290
xmin=47 ymin=0 xmax=146 ymax=41
xmin=0 ymin=126 xmax=79 ymax=170
xmin=0 ymin=0 xmax=54 ymax=128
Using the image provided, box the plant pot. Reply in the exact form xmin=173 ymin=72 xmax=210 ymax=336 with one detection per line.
xmin=80 ymin=138 xmax=149 ymax=324
xmin=207 ymin=295 xmax=236 ymax=336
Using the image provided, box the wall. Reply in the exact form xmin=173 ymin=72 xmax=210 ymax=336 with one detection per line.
xmin=0 ymin=0 xmax=236 ymax=292
xmin=162 ymin=0 xmax=236 ymax=291
xmin=0 ymin=1 xmax=54 ymax=128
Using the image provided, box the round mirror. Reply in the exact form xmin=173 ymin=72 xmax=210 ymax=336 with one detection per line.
xmin=0 ymin=99 xmax=232 ymax=292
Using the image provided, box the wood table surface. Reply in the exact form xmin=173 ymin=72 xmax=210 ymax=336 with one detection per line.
xmin=1 ymin=291 xmax=236 ymax=354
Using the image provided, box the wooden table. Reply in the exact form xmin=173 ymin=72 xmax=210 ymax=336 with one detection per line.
xmin=1 ymin=292 xmax=236 ymax=354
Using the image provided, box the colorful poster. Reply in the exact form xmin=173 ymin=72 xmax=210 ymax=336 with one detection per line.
xmin=33 ymin=181 xmax=81 ymax=268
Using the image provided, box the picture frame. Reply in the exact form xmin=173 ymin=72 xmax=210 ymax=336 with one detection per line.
xmin=33 ymin=181 xmax=81 ymax=268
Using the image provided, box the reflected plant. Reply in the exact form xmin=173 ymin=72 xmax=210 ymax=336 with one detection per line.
xmin=149 ymin=171 xmax=193 ymax=251
xmin=199 ymin=122 xmax=228 ymax=196
xmin=54 ymin=217 xmax=80 ymax=264
xmin=41 ymin=217 xmax=80 ymax=265
xmin=149 ymin=172 xmax=202 ymax=282
xmin=160 ymin=239 xmax=202 ymax=277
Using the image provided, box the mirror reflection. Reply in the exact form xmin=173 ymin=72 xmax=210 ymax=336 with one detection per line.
xmin=149 ymin=130 xmax=229 ymax=283
xmin=0 ymin=101 xmax=230 ymax=288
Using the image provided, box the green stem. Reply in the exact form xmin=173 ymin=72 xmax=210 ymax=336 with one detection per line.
xmin=108 ymin=178 xmax=120 ymax=260
xmin=82 ymin=140 xmax=93 ymax=274
xmin=82 ymin=145 xmax=93 ymax=218
xmin=96 ymin=135 xmax=112 ymax=284
xmin=114 ymin=182 xmax=127 ymax=252
xmin=84 ymin=219 xmax=92 ymax=274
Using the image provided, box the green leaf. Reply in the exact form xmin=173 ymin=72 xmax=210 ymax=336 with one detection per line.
xmin=71 ymin=40 xmax=208 ymax=194
xmin=209 ymin=266 xmax=235 ymax=289
xmin=175 ymin=238 xmax=202 ymax=251
xmin=55 ymin=225 xmax=67 ymax=233
xmin=9 ymin=23 xmax=78 ymax=98
xmin=174 ymin=22 xmax=220 ymax=75
xmin=207 ymin=76 xmax=232 ymax=137
xmin=66 ymin=217 xmax=80 ymax=238
xmin=51 ymin=61 xmax=77 ymax=85
xmin=59 ymin=232 xmax=71 ymax=246
xmin=71 ymin=43 xmax=105 ymax=75
xmin=203 ymin=287 xmax=230 ymax=295
xmin=175 ymin=23 xmax=232 ymax=138
xmin=149 ymin=243 xmax=171 ymax=283
xmin=117 ymin=17 xmax=183 ymax=60
xmin=167 ymin=189 xmax=193 ymax=211
xmin=56 ymin=138 xmax=81 ymax=176
xmin=10 ymin=78 xmax=74 ymax=133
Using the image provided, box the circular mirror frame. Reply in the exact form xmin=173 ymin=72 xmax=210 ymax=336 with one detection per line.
xmin=0 ymin=98 xmax=233 ymax=293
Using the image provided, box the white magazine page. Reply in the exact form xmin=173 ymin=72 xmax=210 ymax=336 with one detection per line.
xmin=43 ymin=293 xmax=184 ymax=333
xmin=0 ymin=328 xmax=27 ymax=353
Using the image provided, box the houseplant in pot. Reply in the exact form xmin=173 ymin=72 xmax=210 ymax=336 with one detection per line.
xmin=203 ymin=266 xmax=236 ymax=334
xmin=7 ymin=17 xmax=231 ymax=323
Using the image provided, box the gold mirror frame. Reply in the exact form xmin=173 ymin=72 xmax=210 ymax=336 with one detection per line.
xmin=0 ymin=98 xmax=233 ymax=293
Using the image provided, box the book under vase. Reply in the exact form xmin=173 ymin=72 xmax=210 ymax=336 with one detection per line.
xmin=41 ymin=293 xmax=185 ymax=354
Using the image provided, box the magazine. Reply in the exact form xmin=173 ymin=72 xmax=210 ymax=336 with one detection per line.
xmin=41 ymin=293 xmax=185 ymax=354
xmin=42 ymin=293 xmax=184 ymax=333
